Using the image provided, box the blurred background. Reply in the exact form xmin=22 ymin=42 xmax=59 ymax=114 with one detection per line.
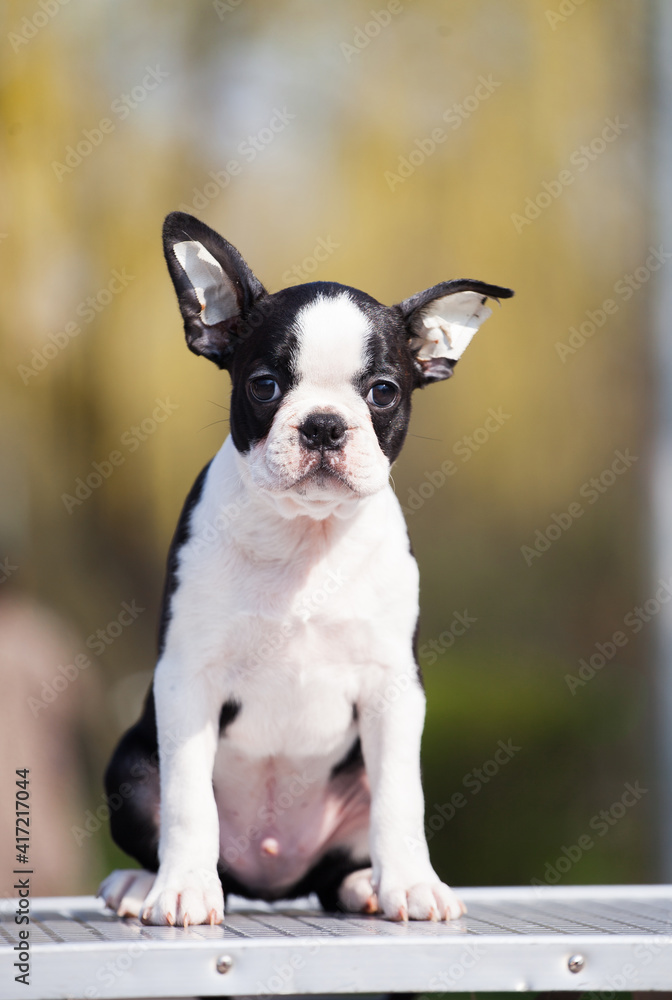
xmin=0 ymin=0 xmax=664 ymax=896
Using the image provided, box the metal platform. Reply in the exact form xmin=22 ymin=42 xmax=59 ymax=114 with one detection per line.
xmin=2 ymin=885 xmax=672 ymax=999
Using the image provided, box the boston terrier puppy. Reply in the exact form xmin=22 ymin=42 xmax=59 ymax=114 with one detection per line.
xmin=99 ymin=212 xmax=513 ymax=926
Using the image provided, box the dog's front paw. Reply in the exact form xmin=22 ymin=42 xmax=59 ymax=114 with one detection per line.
xmin=377 ymin=872 xmax=464 ymax=922
xmin=140 ymin=867 xmax=224 ymax=927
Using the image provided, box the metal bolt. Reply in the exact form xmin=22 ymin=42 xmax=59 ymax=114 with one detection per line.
xmin=568 ymin=954 xmax=585 ymax=974
xmin=216 ymin=954 xmax=233 ymax=974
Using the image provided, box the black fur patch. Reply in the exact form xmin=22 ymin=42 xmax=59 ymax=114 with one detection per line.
xmin=157 ymin=460 xmax=211 ymax=655
xmin=217 ymin=846 xmax=369 ymax=912
xmin=331 ymin=737 xmax=364 ymax=778
xmin=412 ymin=614 xmax=424 ymax=688
xmin=226 ymin=286 xmax=303 ymax=453
xmin=346 ymin=288 xmax=416 ymax=464
xmin=293 ymin=848 xmax=371 ymax=912
xmin=219 ymin=698 xmax=241 ymax=735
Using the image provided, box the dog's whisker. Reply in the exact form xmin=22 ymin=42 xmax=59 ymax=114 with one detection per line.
xmin=201 ymin=418 xmax=230 ymax=430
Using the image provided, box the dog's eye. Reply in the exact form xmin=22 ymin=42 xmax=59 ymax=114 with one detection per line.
xmin=367 ymin=381 xmax=399 ymax=408
xmin=249 ymin=377 xmax=281 ymax=403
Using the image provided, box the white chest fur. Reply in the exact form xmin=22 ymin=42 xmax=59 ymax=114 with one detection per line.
xmin=160 ymin=437 xmax=419 ymax=761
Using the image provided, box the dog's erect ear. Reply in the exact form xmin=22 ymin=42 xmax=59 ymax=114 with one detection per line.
xmin=397 ymin=279 xmax=514 ymax=385
xmin=162 ymin=212 xmax=266 ymax=368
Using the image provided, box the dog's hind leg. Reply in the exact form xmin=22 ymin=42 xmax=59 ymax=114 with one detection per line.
xmin=104 ymin=687 xmax=160 ymax=869
xmin=99 ymin=687 xmax=161 ymax=915
xmin=98 ymin=869 xmax=156 ymax=918
xmin=337 ymin=867 xmax=379 ymax=914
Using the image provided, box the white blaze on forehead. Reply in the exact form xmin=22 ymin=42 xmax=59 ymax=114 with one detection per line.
xmin=173 ymin=240 xmax=237 ymax=326
xmin=293 ymin=293 xmax=370 ymax=385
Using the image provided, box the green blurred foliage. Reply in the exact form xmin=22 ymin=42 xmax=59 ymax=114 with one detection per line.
xmin=422 ymin=649 xmax=651 ymax=887
xmin=0 ymin=0 xmax=657 ymax=893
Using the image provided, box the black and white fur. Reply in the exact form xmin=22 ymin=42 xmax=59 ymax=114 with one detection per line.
xmin=99 ymin=212 xmax=513 ymax=926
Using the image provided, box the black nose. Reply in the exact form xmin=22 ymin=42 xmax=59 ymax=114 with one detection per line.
xmin=299 ymin=412 xmax=347 ymax=451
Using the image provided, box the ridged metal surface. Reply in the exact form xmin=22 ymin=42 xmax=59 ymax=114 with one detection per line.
xmin=1 ymin=885 xmax=672 ymax=998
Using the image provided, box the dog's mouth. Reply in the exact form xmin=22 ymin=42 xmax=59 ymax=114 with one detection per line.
xmin=252 ymin=455 xmax=363 ymax=521
xmin=294 ymin=460 xmax=354 ymax=497
xmin=244 ymin=427 xmax=390 ymax=513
